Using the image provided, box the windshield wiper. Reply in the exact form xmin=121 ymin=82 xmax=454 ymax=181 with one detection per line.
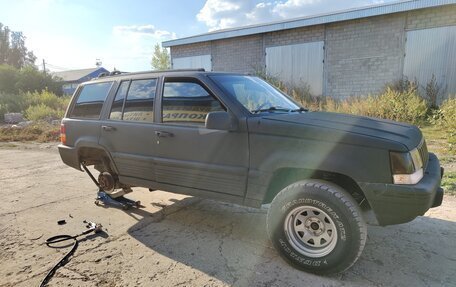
xmin=290 ymin=107 xmax=308 ymax=112
xmin=251 ymin=106 xmax=292 ymax=114
xmin=251 ymin=106 xmax=308 ymax=114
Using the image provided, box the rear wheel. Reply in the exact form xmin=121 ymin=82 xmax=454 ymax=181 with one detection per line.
xmin=267 ymin=180 xmax=367 ymax=274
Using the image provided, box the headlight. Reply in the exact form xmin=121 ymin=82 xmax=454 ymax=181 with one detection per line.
xmin=390 ymin=148 xmax=423 ymax=185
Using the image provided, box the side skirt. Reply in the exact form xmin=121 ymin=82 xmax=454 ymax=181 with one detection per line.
xmin=119 ymin=175 xmax=258 ymax=207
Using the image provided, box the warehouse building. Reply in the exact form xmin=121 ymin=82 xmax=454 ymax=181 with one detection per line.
xmin=163 ymin=0 xmax=456 ymax=99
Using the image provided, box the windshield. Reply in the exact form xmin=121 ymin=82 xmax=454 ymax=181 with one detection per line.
xmin=210 ymin=75 xmax=302 ymax=113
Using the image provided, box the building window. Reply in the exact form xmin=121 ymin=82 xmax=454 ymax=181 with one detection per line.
xmin=122 ymin=79 xmax=157 ymax=122
xmin=70 ymin=82 xmax=113 ymax=119
xmin=162 ymin=80 xmax=224 ymax=125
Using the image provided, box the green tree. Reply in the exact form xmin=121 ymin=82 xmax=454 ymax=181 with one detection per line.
xmin=151 ymin=43 xmax=170 ymax=70
xmin=0 ymin=64 xmax=19 ymax=94
xmin=0 ymin=64 xmax=63 ymax=95
xmin=16 ymin=66 xmax=63 ymax=95
xmin=0 ymin=23 xmax=36 ymax=69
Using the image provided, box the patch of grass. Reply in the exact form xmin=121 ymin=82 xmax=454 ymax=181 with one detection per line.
xmin=422 ymin=125 xmax=455 ymax=196
xmin=0 ymin=143 xmax=18 ymax=148
xmin=0 ymin=122 xmax=60 ymax=142
xmin=421 ymin=125 xmax=450 ymax=156
xmin=442 ymin=171 xmax=456 ymax=196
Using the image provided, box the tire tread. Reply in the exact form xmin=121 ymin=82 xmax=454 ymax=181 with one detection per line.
xmin=267 ymin=180 xmax=367 ymax=274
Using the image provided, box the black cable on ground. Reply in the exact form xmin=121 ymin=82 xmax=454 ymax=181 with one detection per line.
xmin=39 ymin=234 xmax=79 ymax=287
xmin=39 ymin=222 xmax=102 ymax=287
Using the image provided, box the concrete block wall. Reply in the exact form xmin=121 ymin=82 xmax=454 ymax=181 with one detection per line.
xmin=264 ymin=25 xmax=325 ymax=47
xmin=324 ymin=14 xmax=406 ymax=98
xmin=170 ymin=42 xmax=211 ymax=59
xmin=211 ymin=35 xmax=263 ymax=72
xmin=170 ymin=5 xmax=456 ymax=98
xmin=406 ymin=5 xmax=456 ymax=30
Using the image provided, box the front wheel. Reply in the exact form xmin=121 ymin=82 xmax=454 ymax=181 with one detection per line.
xmin=267 ymin=180 xmax=367 ymax=274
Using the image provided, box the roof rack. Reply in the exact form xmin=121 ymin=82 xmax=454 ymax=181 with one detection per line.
xmin=96 ymin=70 xmax=125 ymax=79
xmin=124 ymin=68 xmax=206 ymax=77
xmin=95 ymin=68 xmax=206 ymax=79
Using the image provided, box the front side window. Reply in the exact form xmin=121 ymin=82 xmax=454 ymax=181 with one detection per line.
xmin=70 ymin=82 xmax=113 ymax=119
xmin=162 ymin=80 xmax=225 ymax=125
xmin=210 ymin=75 xmax=300 ymax=113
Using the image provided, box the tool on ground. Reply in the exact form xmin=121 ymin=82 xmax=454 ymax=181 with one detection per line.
xmin=95 ymin=190 xmax=141 ymax=209
xmin=39 ymin=220 xmax=103 ymax=287
xmin=81 ymin=163 xmax=141 ymax=209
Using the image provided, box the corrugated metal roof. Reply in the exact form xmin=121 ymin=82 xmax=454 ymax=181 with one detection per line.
xmin=163 ymin=0 xmax=456 ymax=47
xmin=53 ymin=67 xmax=106 ymax=82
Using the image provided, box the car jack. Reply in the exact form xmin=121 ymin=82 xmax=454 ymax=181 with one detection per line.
xmin=81 ymin=163 xmax=141 ymax=210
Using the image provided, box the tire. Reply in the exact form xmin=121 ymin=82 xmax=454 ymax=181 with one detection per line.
xmin=267 ymin=180 xmax=367 ymax=275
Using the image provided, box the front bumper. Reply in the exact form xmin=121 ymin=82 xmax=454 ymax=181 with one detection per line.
xmin=359 ymin=153 xmax=444 ymax=226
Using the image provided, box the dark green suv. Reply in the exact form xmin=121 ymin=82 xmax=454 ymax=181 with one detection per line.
xmin=59 ymin=69 xmax=444 ymax=274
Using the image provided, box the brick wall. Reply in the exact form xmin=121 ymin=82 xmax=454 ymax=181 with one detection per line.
xmin=211 ymin=35 xmax=263 ymax=72
xmin=324 ymin=14 xmax=406 ymax=98
xmin=170 ymin=42 xmax=211 ymax=59
xmin=264 ymin=25 xmax=325 ymax=47
xmin=406 ymin=5 xmax=456 ymax=30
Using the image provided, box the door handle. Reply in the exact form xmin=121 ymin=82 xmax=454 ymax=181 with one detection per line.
xmin=155 ymin=131 xmax=174 ymax=138
xmin=102 ymin=125 xmax=116 ymax=132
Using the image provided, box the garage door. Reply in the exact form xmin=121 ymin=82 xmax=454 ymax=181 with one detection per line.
xmin=266 ymin=41 xmax=324 ymax=95
xmin=404 ymin=26 xmax=456 ymax=102
xmin=172 ymin=55 xmax=212 ymax=71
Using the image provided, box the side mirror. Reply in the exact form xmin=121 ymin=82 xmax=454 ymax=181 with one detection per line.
xmin=205 ymin=111 xmax=236 ymax=131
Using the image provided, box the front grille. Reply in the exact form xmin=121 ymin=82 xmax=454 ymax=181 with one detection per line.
xmin=418 ymin=139 xmax=429 ymax=169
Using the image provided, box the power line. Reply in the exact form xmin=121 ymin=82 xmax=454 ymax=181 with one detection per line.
xmin=46 ymin=63 xmax=73 ymax=71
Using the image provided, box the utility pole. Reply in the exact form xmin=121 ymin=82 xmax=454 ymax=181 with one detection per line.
xmin=42 ymin=59 xmax=46 ymax=74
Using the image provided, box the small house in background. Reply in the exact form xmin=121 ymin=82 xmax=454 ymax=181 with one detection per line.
xmin=53 ymin=67 xmax=109 ymax=95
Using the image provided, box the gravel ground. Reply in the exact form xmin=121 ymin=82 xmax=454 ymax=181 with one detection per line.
xmin=0 ymin=143 xmax=455 ymax=287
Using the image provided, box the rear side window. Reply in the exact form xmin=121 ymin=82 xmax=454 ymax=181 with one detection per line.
xmin=70 ymin=82 xmax=113 ymax=119
xmin=122 ymin=79 xmax=157 ymax=122
xmin=109 ymin=81 xmax=129 ymax=120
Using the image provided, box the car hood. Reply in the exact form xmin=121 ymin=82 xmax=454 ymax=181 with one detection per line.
xmin=253 ymin=112 xmax=422 ymax=151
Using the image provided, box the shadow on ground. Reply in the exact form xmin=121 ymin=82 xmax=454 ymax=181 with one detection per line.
xmin=124 ymin=197 xmax=456 ymax=287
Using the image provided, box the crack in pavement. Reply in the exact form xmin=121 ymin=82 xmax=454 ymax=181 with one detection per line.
xmin=61 ymin=266 xmax=92 ymax=282
xmin=0 ymin=195 xmax=88 ymax=217
xmin=218 ymin=222 xmax=237 ymax=285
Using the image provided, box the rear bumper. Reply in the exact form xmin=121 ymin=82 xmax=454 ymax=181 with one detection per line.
xmin=58 ymin=144 xmax=81 ymax=171
xmin=359 ymin=153 xmax=443 ymax=226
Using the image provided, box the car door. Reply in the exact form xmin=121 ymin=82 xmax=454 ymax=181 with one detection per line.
xmin=99 ymin=77 xmax=161 ymax=181
xmin=153 ymin=77 xmax=249 ymax=197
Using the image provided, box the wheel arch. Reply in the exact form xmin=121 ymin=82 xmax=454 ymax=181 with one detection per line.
xmin=76 ymin=142 xmax=118 ymax=174
xmin=262 ymin=168 xmax=368 ymax=207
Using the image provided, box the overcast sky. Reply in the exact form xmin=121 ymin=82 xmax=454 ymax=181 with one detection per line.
xmin=0 ymin=0 xmax=396 ymax=72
